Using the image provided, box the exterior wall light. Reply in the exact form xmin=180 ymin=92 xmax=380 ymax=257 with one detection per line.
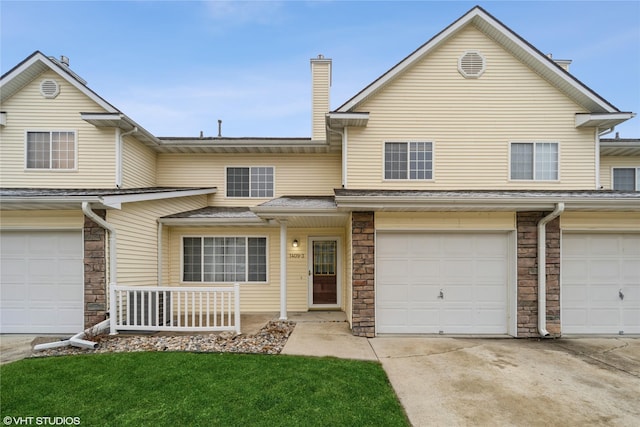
xmin=292 ymin=239 xmax=299 ymax=248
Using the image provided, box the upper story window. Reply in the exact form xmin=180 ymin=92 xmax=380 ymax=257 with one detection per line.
xmin=510 ymin=142 xmax=558 ymax=181
xmin=384 ymin=142 xmax=433 ymax=180
xmin=613 ymin=167 xmax=639 ymax=191
xmin=226 ymin=167 xmax=274 ymax=198
xmin=26 ymin=131 xmax=76 ymax=170
xmin=183 ymin=236 xmax=267 ymax=283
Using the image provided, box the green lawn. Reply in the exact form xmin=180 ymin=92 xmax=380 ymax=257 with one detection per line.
xmin=1 ymin=352 xmax=408 ymax=426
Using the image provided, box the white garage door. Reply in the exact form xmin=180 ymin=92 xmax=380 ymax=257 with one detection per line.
xmin=377 ymin=232 xmax=509 ymax=334
xmin=1 ymin=230 xmax=84 ymax=333
xmin=562 ymin=233 xmax=640 ymax=334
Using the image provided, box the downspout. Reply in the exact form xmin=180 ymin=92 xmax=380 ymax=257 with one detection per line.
xmin=82 ymin=202 xmax=118 ymax=335
xmin=595 ymin=126 xmax=615 ymax=189
xmin=537 ymin=202 xmax=564 ymax=337
xmin=327 ymin=124 xmax=346 ymax=188
xmin=116 ymin=127 xmax=138 ymax=188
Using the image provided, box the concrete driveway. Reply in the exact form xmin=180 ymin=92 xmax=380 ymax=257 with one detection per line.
xmin=370 ymin=337 xmax=640 ymax=426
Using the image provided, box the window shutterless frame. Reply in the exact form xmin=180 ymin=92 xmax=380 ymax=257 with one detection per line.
xmin=508 ymin=141 xmax=560 ymax=182
xmin=611 ymin=167 xmax=640 ymax=191
xmin=382 ymin=141 xmax=434 ymax=181
xmin=24 ymin=129 xmax=78 ymax=171
xmin=224 ymin=166 xmax=275 ymax=198
xmin=180 ymin=235 xmax=269 ymax=284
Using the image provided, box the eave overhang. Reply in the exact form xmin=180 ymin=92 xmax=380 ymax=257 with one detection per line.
xmin=80 ymin=112 xmax=161 ymax=147
xmin=334 ymin=190 xmax=640 ymax=212
xmin=0 ymin=187 xmax=216 ymax=210
xmin=326 ymin=112 xmax=370 ymax=129
xmin=575 ymin=112 xmax=636 ymax=129
xmin=600 ymin=139 xmax=640 ymax=156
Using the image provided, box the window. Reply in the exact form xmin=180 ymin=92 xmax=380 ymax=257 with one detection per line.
xmin=384 ymin=142 xmax=432 ymax=180
xmin=26 ymin=131 xmax=76 ymax=169
xmin=510 ymin=142 xmax=558 ymax=180
xmin=226 ymin=167 xmax=274 ymax=197
xmin=613 ymin=167 xmax=640 ymax=191
xmin=183 ymin=237 xmax=267 ymax=283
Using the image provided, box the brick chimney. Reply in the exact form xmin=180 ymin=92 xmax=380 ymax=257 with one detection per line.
xmin=311 ymin=54 xmax=332 ymax=141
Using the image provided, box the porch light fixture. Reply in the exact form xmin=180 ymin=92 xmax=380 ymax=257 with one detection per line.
xmin=292 ymin=239 xmax=299 ymax=248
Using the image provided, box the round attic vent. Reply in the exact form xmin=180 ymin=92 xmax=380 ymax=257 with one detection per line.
xmin=458 ymin=51 xmax=485 ymax=78
xmin=40 ymin=79 xmax=60 ymax=98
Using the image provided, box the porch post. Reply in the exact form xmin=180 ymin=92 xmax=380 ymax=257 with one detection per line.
xmin=279 ymin=220 xmax=288 ymax=320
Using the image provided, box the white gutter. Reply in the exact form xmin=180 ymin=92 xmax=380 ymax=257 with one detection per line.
xmin=34 ymin=319 xmax=110 ymax=351
xmin=82 ymin=202 xmax=118 ymax=335
xmin=116 ymin=127 xmax=138 ymax=188
xmin=537 ymin=202 xmax=564 ymax=338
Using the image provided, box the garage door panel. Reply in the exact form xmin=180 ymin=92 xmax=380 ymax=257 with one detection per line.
xmin=377 ymin=232 xmax=509 ymax=334
xmin=377 ymin=283 xmax=408 ymax=302
xmin=0 ymin=231 xmax=83 ymax=334
xmin=562 ymin=233 xmax=639 ymax=335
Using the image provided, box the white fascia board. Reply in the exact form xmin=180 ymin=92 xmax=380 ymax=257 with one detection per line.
xmin=99 ymin=188 xmax=217 ymax=209
xmin=0 ymin=196 xmax=103 ymax=210
xmin=335 ymin=196 xmax=640 ymax=212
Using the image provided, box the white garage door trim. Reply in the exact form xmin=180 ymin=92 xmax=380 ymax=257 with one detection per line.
xmin=562 ymin=232 xmax=640 ymax=335
xmin=376 ymin=231 xmax=514 ymax=335
xmin=1 ymin=230 xmax=84 ymax=334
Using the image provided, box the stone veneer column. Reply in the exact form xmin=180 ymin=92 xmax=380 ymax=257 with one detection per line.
xmin=351 ymin=212 xmax=375 ymax=337
xmin=84 ymin=210 xmax=107 ymax=328
xmin=516 ymin=212 xmax=561 ymax=337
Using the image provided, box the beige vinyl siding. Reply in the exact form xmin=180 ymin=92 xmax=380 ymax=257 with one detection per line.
xmin=346 ymin=25 xmax=595 ymax=190
xmin=0 ymin=70 xmax=116 ymax=188
xmin=311 ymin=59 xmax=331 ymax=141
xmin=375 ymin=211 xmax=516 ymax=230
xmin=0 ymin=210 xmax=84 ymax=229
xmin=166 ymin=226 xmax=345 ymax=312
xmin=599 ymin=156 xmax=640 ymax=189
xmin=157 ymin=153 xmax=341 ymax=206
xmin=107 ymin=195 xmax=207 ymax=286
xmin=561 ymin=212 xmax=640 ymax=230
xmin=122 ymin=135 xmax=157 ymax=188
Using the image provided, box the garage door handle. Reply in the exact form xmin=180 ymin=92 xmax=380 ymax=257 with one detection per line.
xmin=619 ymin=289 xmax=624 ymax=300
xmin=438 ymin=289 xmax=444 ymax=299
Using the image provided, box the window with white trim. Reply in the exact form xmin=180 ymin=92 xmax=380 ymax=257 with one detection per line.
xmin=384 ymin=142 xmax=432 ymax=180
xmin=510 ymin=142 xmax=558 ymax=180
xmin=26 ymin=131 xmax=76 ymax=169
xmin=183 ymin=236 xmax=267 ymax=283
xmin=226 ymin=167 xmax=274 ymax=197
xmin=613 ymin=167 xmax=640 ymax=191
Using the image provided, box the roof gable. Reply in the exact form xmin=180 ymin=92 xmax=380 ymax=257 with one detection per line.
xmin=336 ymin=6 xmax=621 ymax=115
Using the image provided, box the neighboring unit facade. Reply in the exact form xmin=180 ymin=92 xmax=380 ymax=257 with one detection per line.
xmin=1 ymin=6 xmax=638 ymax=336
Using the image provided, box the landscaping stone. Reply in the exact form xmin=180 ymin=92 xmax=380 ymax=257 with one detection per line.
xmin=33 ymin=320 xmax=295 ymax=358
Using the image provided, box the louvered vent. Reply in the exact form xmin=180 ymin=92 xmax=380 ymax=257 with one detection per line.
xmin=40 ymin=79 xmax=60 ymax=98
xmin=458 ymin=51 xmax=485 ymax=78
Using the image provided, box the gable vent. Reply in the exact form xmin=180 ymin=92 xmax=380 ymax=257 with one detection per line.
xmin=40 ymin=79 xmax=60 ymax=99
xmin=458 ymin=51 xmax=485 ymax=78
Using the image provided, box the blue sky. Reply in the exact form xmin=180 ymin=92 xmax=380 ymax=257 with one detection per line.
xmin=2 ymin=1 xmax=639 ymax=138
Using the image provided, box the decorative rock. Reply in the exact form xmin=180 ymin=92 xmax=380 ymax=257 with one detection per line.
xmin=34 ymin=321 xmax=296 ymax=358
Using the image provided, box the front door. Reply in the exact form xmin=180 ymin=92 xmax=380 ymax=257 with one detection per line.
xmin=311 ymin=239 xmax=338 ymax=306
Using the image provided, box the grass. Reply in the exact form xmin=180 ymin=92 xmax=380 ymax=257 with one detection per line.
xmin=1 ymin=352 xmax=409 ymax=426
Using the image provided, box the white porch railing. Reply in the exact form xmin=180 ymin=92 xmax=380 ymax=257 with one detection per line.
xmin=110 ymin=284 xmax=240 ymax=334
